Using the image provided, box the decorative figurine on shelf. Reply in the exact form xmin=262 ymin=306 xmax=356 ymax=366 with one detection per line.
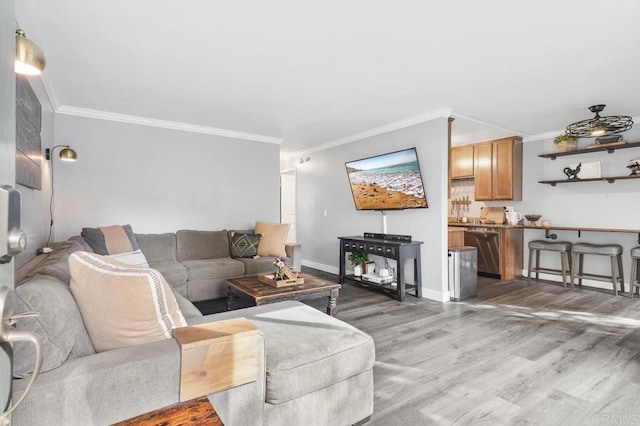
xmin=563 ymin=163 xmax=581 ymax=180
xmin=273 ymin=256 xmax=287 ymax=280
xmin=627 ymin=159 xmax=640 ymax=176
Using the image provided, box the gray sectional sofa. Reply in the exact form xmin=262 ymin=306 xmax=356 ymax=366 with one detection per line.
xmin=136 ymin=229 xmax=302 ymax=301
xmin=11 ymin=230 xmax=374 ymax=425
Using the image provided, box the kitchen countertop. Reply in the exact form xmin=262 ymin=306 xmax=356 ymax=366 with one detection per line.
xmin=448 ymin=222 xmax=525 ymax=229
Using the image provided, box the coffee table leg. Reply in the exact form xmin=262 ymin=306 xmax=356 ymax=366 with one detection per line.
xmin=327 ymin=288 xmax=339 ymax=316
xmin=227 ymin=286 xmax=234 ymax=311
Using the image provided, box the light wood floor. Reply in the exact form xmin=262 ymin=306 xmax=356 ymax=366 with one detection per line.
xmin=302 ymin=269 xmax=640 ymax=426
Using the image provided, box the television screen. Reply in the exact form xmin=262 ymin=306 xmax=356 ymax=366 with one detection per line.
xmin=345 ymin=147 xmax=428 ymax=210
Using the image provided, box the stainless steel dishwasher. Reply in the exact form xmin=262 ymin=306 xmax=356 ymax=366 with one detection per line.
xmin=464 ymin=228 xmax=500 ymax=276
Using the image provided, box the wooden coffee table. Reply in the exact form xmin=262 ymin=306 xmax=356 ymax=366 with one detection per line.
xmin=226 ymin=273 xmax=342 ymax=316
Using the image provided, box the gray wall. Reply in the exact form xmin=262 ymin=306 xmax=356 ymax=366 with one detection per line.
xmin=295 ymin=118 xmax=449 ymax=301
xmin=53 ymin=115 xmax=281 ymax=240
xmin=510 ymin=126 xmax=640 ymax=288
xmin=15 ymin=77 xmax=55 ymax=268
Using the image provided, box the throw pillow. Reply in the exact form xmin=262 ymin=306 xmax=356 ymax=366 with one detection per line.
xmin=22 ymin=239 xmax=86 ymax=285
xmin=81 ymin=224 xmax=140 ymax=255
xmin=106 ymin=249 xmax=150 ymax=267
xmin=230 ymin=232 xmax=262 ymax=258
xmin=13 ymin=274 xmax=95 ymax=378
xmin=255 ymin=222 xmax=290 ymax=257
xmin=69 ymin=251 xmax=187 ymax=352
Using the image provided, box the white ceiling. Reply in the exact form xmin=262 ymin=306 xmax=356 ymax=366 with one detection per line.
xmin=17 ymin=0 xmax=640 ymax=157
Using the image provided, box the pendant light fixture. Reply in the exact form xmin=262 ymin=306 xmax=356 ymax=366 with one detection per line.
xmin=565 ymin=105 xmax=633 ymax=138
xmin=15 ymin=29 xmax=46 ymax=76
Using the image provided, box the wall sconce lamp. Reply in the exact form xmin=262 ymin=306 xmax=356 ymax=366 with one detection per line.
xmin=299 ymin=157 xmax=310 ymax=165
xmin=45 ymin=145 xmax=78 ymax=246
xmin=45 ymin=145 xmax=78 ymax=162
xmin=15 ymin=29 xmax=46 ymax=76
xmin=565 ymin=104 xmax=633 ymax=138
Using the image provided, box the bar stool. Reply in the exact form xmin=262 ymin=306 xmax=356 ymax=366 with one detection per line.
xmin=630 ymin=247 xmax=640 ymax=298
xmin=528 ymin=240 xmax=572 ymax=287
xmin=571 ymin=243 xmax=624 ymax=296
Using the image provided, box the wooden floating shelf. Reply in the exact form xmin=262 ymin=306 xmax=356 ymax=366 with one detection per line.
xmin=538 ymin=141 xmax=640 ymax=160
xmin=539 ymin=175 xmax=640 ymax=186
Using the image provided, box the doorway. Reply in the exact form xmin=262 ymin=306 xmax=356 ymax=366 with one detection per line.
xmin=280 ymin=171 xmax=296 ymax=243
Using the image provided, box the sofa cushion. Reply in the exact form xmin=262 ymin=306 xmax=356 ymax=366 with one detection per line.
xmin=69 ymin=252 xmax=187 ymax=352
xmin=136 ymin=233 xmax=178 ymax=262
xmin=253 ymin=303 xmax=374 ymax=404
xmin=188 ymin=301 xmax=375 ymax=404
xmin=68 ymin=235 xmax=95 ymax=252
xmin=13 ymin=275 xmax=95 ymax=378
xmin=177 ymin=230 xmax=230 ymax=262
xmin=230 ymin=232 xmax=262 ymax=258
xmin=21 ymin=239 xmax=85 ymax=285
xmin=235 ymin=257 xmax=276 ymax=276
xmin=81 ymin=224 xmax=140 ymax=255
xmin=173 ymin=291 xmax=203 ymax=319
xmin=181 ymin=258 xmax=245 ymax=281
xmin=255 ymin=222 xmax=289 ymax=257
xmin=106 ymin=249 xmax=150 ymax=267
xmin=147 ymin=260 xmax=188 ymax=289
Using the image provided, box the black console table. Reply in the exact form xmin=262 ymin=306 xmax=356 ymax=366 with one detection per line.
xmin=338 ymin=236 xmax=423 ymax=302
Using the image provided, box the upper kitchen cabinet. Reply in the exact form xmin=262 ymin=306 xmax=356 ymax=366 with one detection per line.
xmin=451 ymin=145 xmax=474 ymax=179
xmin=474 ymin=136 xmax=523 ymax=201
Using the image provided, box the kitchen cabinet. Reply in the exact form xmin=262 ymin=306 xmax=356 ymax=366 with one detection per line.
xmin=474 ymin=137 xmax=522 ymax=201
xmin=451 ymin=145 xmax=474 ymax=179
xmin=455 ymin=225 xmax=523 ymax=280
xmin=448 ymin=227 xmax=465 ymax=248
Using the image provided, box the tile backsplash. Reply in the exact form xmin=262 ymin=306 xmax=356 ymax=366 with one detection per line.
xmin=449 ymin=179 xmax=485 ymax=218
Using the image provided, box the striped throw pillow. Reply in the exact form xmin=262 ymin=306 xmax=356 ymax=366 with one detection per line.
xmin=69 ymin=251 xmax=186 ymax=352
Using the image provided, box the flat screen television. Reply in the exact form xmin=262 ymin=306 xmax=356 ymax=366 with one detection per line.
xmin=345 ymin=147 xmax=428 ymax=211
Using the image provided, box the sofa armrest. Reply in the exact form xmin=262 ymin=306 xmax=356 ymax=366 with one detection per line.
xmin=285 ymin=243 xmax=302 ymax=271
xmin=14 ymin=319 xmax=267 ymax=426
xmin=13 ymin=338 xmax=181 ymax=425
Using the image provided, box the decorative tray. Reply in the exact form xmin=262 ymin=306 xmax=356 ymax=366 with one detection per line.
xmin=257 ymin=274 xmax=304 ymax=288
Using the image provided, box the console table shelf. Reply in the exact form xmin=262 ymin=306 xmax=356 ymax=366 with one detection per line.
xmin=539 ymin=174 xmax=640 ymax=186
xmin=538 ymin=141 xmax=640 ymax=160
xmin=338 ymin=236 xmax=422 ymax=302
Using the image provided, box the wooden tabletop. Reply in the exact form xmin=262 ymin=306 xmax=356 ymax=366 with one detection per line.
xmin=114 ymin=397 xmax=222 ymax=426
xmin=227 ymin=273 xmax=341 ymax=303
xmin=526 ymin=226 xmax=640 ymax=234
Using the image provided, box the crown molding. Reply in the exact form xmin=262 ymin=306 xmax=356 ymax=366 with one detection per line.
xmin=450 ymin=112 xmax=527 ymax=137
xmin=522 ymin=130 xmax=562 ymax=143
xmin=283 ymin=107 xmax=453 ymax=160
xmin=55 ymin=106 xmax=283 ymax=144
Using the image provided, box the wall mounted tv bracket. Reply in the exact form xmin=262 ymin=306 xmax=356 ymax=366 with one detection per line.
xmin=0 ymin=286 xmax=42 ymax=424
xmin=0 ymin=186 xmax=27 ymax=264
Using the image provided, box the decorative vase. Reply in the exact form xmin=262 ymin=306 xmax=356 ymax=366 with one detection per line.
xmin=353 ymin=264 xmax=363 ymax=277
xmin=274 ymin=268 xmax=283 ymax=280
xmin=556 ymin=141 xmax=577 ymax=153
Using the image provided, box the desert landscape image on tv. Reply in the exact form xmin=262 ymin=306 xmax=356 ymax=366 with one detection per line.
xmin=345 ymin=148 xmax=428 ymax=210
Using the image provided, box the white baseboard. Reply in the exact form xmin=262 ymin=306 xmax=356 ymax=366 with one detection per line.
xmin=302 ymin=259 xmax=450 ymax=302
xmin=422 ymin=288 xmax=449 ymax=303
xmin=302 ymin=259 xmax=341 ymax=275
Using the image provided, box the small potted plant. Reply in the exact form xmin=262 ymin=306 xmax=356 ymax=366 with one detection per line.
xmin=554 ymin=134 xmax=578 ymax=153
xmin=348 ymin=252 xmax=368 ymax=277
